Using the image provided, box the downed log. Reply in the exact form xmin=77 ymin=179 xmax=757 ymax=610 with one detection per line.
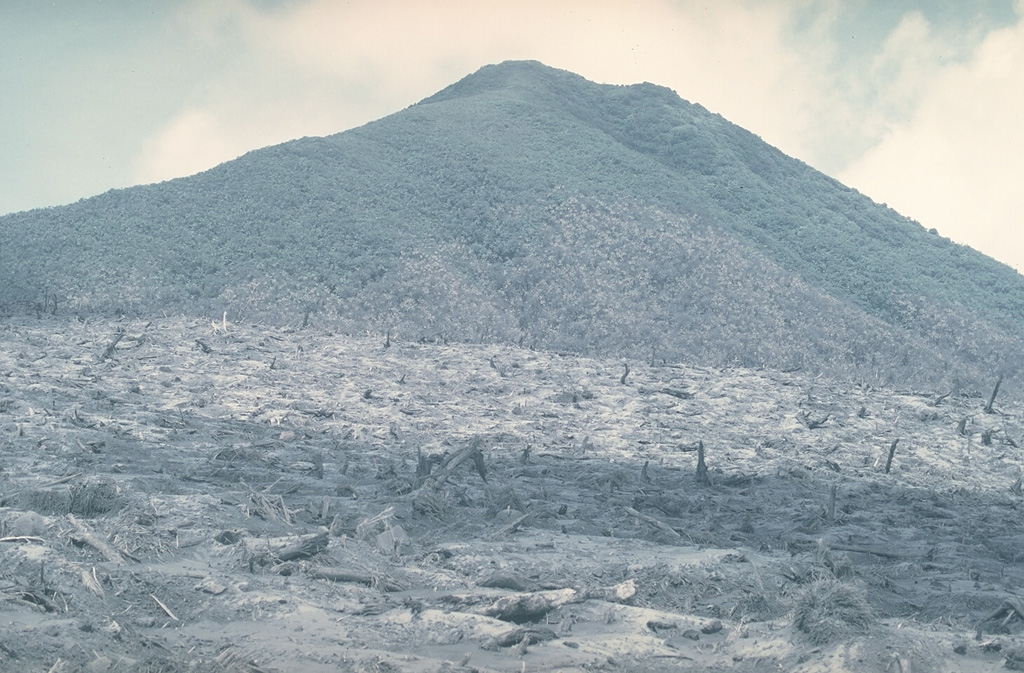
xmin=490 ymin=627 xmax=557 ymax=648
xmin=309 ymin=567 xmax=402 ymax=592
xmin=584 ymin=579 xmax=637 ymax=603
xmin=624 ymin=507 xmax=682 ymax=541
xmin=68 ymin=515 xmax=130 ymax=564
xmin=478 ymin=571 xmax=536 ymax=592
xmin=975 ymin=597 xmax=1024 ymax=638
xmin=496 ymin=513 xmax=531 ymax=537
xmin=479 ymin=588 xmax=581 ymax=623
xmin=829 ymin=544 xmax=909 ymax=560
xmin=275 ymin=531 xmax=329 ymax=562
xmin=0 ymin=536 xmax=45 ymax=543
xmin=474 ymin=578 xmax=636 ymax=624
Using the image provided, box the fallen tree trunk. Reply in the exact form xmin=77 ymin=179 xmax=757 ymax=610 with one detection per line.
xmin=310 ymin=567 xmax=402 ymax=592
xmin=275 ymin=531 xmax=329 ymax=562
xmin=68 ymin=514 xmax=131 ymax=565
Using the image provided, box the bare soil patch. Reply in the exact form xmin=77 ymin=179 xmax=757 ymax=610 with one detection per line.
xmin=1 ymin=316 xmax=1023 ymax=672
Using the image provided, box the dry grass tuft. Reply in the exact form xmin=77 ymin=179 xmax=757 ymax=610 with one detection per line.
xmin=18 ymin=479 xmax=122 ymax=517
xmin=793 ymin=579 xmax=873 ymax=644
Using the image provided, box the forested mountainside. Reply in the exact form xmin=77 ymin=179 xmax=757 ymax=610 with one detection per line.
xmin=1 ymin=60 xmax=1022 ymax=391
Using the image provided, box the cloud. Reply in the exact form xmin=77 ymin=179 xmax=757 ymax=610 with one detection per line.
xmin=840 ymin=15 xmax=1024 ymax=271
xmin=135 ymin=109 xmax=233 ymax=184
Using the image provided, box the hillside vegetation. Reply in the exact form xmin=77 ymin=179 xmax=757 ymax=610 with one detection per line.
xmin=1 ymin=60 xmax=1022 ymax=391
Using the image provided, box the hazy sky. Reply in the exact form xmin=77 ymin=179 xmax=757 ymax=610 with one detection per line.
xmin=3 ymin=0 xmax=1023 ymax=271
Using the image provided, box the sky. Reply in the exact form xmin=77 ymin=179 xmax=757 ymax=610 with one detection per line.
xmin=2 ymin=0 xmax=1023 ymax=271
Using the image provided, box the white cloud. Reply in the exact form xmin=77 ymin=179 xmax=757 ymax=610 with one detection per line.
xmin=840 ymin=17 xmax=1024 ymax=271
xmin=135 ymin=108 xmax=234 ymax=184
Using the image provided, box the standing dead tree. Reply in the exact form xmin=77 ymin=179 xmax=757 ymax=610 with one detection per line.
xmin=97 ymin=329 xmax=125 ymax=362
xmin=884 ymin=439 xmax=899 ymax=474
xmin=419 ymin=436 xmax=488 ymax=492
xmin=695 ymin=440 xmax=710 ymax=485
xmin=984 ymin=376 xmax=1003 ymax=414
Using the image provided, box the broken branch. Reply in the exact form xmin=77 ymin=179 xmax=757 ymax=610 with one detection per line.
xmin=150 ymin=593 xmax=179 ymax=621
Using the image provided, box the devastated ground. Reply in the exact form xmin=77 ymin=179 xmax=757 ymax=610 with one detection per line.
xmin=2 ymin=316 xmax=1024 ymax=672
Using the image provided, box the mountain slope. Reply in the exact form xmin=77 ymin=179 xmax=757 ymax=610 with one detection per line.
xmin=1 ymin=60 xmax=1022 ymax=390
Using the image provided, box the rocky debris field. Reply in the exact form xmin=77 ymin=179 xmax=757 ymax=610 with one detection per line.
xmin=2 ymin=316 xmax=1024 ymax=672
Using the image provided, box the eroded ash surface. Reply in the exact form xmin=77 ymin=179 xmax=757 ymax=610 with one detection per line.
xmin=2 ymin=316 xmax=1024 ymax=672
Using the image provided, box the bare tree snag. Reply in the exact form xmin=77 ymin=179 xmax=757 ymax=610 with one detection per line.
xmin=470 ymin=449 xmax=488 ymax=483
xmin=415 ymin=448 xmax=432 ymax=487
xmin=957 ymin=419 xmax=968 ymax=436
xmin=828 ymin=483 xmax=837 ymax=523
xmin=804 ymin=413 xmax=830 ymax=429
xmin=98 ymin=329 xmax=125 ymax=362
xmin=420 ymin=436 xmax=487 ymax=491
xmin=498 ymin=513 xmax=532 ymax=537
xmin=695 ymin=440 xmax=709 ymax=485
xmin=620 ymin=363 xmax=630 ymax=385
xmin=884 ymin=439 xmax=899 ymax=474
xmin=384 ymin=330 xmax=391 ymax=349
xmin=984 ymin=376 xmax=1003 ymax=414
